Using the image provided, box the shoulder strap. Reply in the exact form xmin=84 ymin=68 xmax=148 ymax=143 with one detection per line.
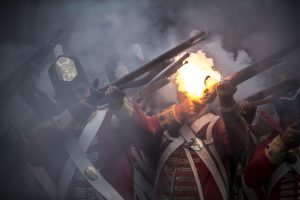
xmin=63 ymin=132 xmax=124 ymax=200
xmin=180 ymin=124 xmax=228 ymax=200
xmin=204 ymin=116 xmax=229 ymax=191
xmin=27 ymin=164 xmax=57 ymax=200
xmin=153 ymin=113 xmax=213 ymax=198
xmin=133 ymin=168 xmax=153 ymax=200
xmin=266 ymin=161 xmax=290 ymax=199
xmin=131 ymin=147 xmax=154 ymax=200
xmin=203 ymin=116 xmax=219 ymax=144
xmin=267 ymin=152 xmax=300 ymax=198
xmin=162 ymin=130 xmax=176 ymax=141
xmin=58 ymin=110 xmax=123 ymax=200
xmin=184 ymin=147 xmax=205 ymax=200
xmin=152 ymin=136 xmax=185 ymax=197
xmin=58 ymin=110 xmax=107 ymax=200
xmin=140 ymin=151 xmax=156 ymax=178
xmin=131 ymin=147 xmax=155 ymax=183
xmin=29 ymin=110 xmax=108 ymax=200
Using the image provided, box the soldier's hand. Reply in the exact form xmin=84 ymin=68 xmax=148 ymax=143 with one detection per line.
xmin=239 ymin=101 xmax=257 ymax=115
xmin=69 ymin=100 xmax=97 ymax=122
xmin=217 ymin=80 xmax=237 ymax=107
xmin=280 ymin=120 xmax=300 ymax=149
xmin=105 ymin=86 xmax=126 ymax=110
xmin=239 ymin=101 xmax=257 ymax=124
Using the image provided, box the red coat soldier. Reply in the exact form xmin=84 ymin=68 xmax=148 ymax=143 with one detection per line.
xmin=26 ymin=55 xmax=141 ymax=200
xmin=27 ymin=85 xmax=141 ymax=200
xmin=238 ymin=102 xmax=281 ymax=200
xmin=244 ymin=120 xmax=300 ymax=200
xmin=131 ymin=81 xmax=248 ymax=200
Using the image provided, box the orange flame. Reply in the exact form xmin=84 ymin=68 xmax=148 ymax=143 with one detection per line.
xmin=175 ymin=51 xmax=222 ymax=100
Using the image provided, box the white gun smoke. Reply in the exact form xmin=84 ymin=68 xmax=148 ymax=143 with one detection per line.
xmin=1 ymin=0 xmax=300 ymax=130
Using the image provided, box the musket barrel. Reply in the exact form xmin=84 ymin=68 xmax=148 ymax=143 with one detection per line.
xmin=98 ymin=31 xmax=205 ymax=94
xmin=227 ymin=40 xmax=300 ymax=86
xmin=137 ymin=53 xmax=190 ymax=98
xmin=202 ymin=41 xmax=300 ymax=104
xmin=149 ymin=53 xmax=190 ymax=84
xmin=245 ymin=75 xmax=300 ymax=101
xmin=250 ymin=96 xmax=277 ymax=107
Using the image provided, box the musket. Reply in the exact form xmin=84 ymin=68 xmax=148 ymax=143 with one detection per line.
xmin=225 ymin=40 xmax=300 ymax=86
xmin=0 ymin=29 xmax=64 ymax=96
xmin=202 ymin=39 xmax=300 ymax=104
xmin=245 ymin=75 xmax=300 ymax=101
xmin=134 ymin=39 xmax=300 ymax=105
xmin=243 ymin=74 xmax=300 ymax=107
xmin=137 ymin=53 xmax=190 ymax=100
xmin=95 ymin=31 xmax=205 ymax=96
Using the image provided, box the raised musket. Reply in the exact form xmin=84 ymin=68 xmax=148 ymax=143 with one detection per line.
xmin=95 ymin=31 xmax=205 ymax=96
xmin=137 ymin=53 xmax=190 ymax=99
xmin=202 ymin=39 xmax=300 ymax=104
xmin=226 ymin=40 xmax=300 ymax=86
xmin=244 ymin=74 xmax=300 ymax=107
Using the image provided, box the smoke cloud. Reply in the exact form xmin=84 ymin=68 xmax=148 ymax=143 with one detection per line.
xmin=1 ymin=0 xmax=300 ymax=126
xmin=0 ymin=2 xmax=300 ymax=198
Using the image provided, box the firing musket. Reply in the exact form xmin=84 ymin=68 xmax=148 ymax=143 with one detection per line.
xmin=137 ymin=53 xmax=190 ymax=100
xmin=133 ymin=38 xmax=300 ymax=105
xmin=225 ymin=41 xmax=300 ymax=86
xmin=243 ymin=74 xmax=300 ymax=107
xmin=0 ymin=29 xmax=64 ymax=96
xmin=95 ymin=31 xmax=205 ymax=97
xmin=200 ymin=39 xmax=300 ymax=104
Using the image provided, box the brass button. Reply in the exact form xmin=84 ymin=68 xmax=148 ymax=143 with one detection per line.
xmin=84 ymin=166 xmax=98 ymax=181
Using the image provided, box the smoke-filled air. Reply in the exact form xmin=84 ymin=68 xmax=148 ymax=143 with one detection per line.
xmin=0 ymin=0 xmax=300 ymax=200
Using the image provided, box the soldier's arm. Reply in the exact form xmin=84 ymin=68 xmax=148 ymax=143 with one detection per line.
xmin=215 ymin=81 xmax=248 ymax=156
xmin=130 ymin=97 xmax=198 ymax=136
xmin=131 ymin=102 xmax=185 ymax=135
xmin=105 ymin=86 xmax=166 ymax=135
xmin=106 ymin=86 xmax=194 ymax=136
xmin=245 ymin=120 xmax=300 ymax=187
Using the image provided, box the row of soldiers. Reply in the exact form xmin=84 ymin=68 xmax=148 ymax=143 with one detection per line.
xmin=23 ymin=50 xmax=300 ymax=200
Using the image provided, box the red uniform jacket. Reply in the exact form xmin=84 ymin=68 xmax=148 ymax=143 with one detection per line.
xmin=132 ymin=107 xmax=247 ymax=200
xmin=242 ymin=110 xmax=283 ymax=200
xmin=27 ymin=110 xmax=136 ymax=200
xmin=244 ymin=138 xmax=300 ymax=200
